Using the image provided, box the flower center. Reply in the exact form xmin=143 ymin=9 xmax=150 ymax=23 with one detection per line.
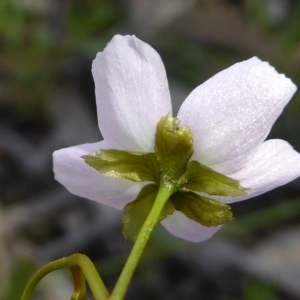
xmin=82 ymin=114 xmax=246 ymax=239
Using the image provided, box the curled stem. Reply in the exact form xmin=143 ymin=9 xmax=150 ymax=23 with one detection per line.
xmin=21 ymin=253 xmax=109 ymax=300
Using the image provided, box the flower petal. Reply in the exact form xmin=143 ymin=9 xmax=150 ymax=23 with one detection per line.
xmin=53 ymin=141 xmax=144 ymax=210
xmin=161 ymin=211 xmax=221 ymax=242
xmin=178 ymin=57 xmax=297 ymax=173
xmin=221 ymin=139 xmax=300 ymax=203
xmin=92 ymin=35 xmax=172 ymax=152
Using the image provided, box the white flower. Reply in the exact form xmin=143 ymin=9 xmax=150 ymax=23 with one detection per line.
xmin=53 ymin=35 xmax=300 ymax=242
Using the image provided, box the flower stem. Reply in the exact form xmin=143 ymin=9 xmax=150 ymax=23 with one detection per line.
xmin=20 ymin=253 xmax=109 ymax=300
xmin=109 ymin=184 xmax=173 ymax=300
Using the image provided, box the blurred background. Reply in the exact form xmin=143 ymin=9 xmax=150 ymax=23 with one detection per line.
xmin=1 ymin=0 xmax=300 ymax=299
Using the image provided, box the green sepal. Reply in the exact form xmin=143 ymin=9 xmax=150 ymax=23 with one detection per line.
xmin=155 ymin=115 xmax=193 ymax=188
xmin=171 ymin=191 xmax=233 ymax=227
xmin=123 ymin=184 xmax=175 ymax=240
xmin=182 ymin=161 xmax=246 ymax=197
xmin=83 ymin=149 xmax=159 ymax=183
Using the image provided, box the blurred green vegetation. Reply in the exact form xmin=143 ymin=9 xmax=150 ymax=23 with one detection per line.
xmin=245 ymin=0 xmax=300 ymax=48
xmin=2 ymin=259 xmax=35 ymax=300
xmin=2 ymin=0 xmax=300 ymax=117
xmin=243 ymin=278 xmax=277 ymax=300
xmin=0 ymin=0 xmax=120 ymax=120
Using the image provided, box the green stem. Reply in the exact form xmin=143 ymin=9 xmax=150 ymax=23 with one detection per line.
xmin=109 ymin=184 xmax=173 ymax=300
xmin=21 ymin=253 xmax=109 ymax=300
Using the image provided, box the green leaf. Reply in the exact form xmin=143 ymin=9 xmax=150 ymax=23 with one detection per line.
xmin=83 ymin=149 xmax=159 ymax=183
xmin=123 ymin=184 xmax=175 ymax=240
xmin=155 ymin=115 xmax=193 ymax=187
xmin=182 ymin=161 xmax=246 ymax=196
xmin=171 ymin=191 xmax=233 ymax=227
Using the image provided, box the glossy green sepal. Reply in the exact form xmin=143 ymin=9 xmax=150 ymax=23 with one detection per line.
xmin=171 ymin=191 xmax=234 ymax=227
xmin=123 ymin=184 xmax=175 ymax=240
xmin=83 ymin=149 xmax=159 ymax=183
xmin=182 ymin=160 xmax=246 ymax=197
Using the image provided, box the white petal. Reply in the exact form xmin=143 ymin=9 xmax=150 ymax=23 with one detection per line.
xmin=178 ymin=57 xmax=297 ymax=173
xmin=221 ymin=139 xmax=300 ymax=203
xmin=53 ymin=141 xmax=144 ymax=210
xmin=161 ymin=211 xmax=221 ymax=242
xmin=92 ymin=35 xmax=172 ymax=152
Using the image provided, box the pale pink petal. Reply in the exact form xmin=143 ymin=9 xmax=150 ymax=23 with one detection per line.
xmin=216 ymin=139 xmax=300 ymax=204
xmin=53 ymin=141 xmax=144 ymax=210
xmin=178 ymin=57 xmax=297 ymax=174
xmin=92 ymin=35 xmax=172 ymax=152
xmin=161 ymin=211 xmax=221 ymax=242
